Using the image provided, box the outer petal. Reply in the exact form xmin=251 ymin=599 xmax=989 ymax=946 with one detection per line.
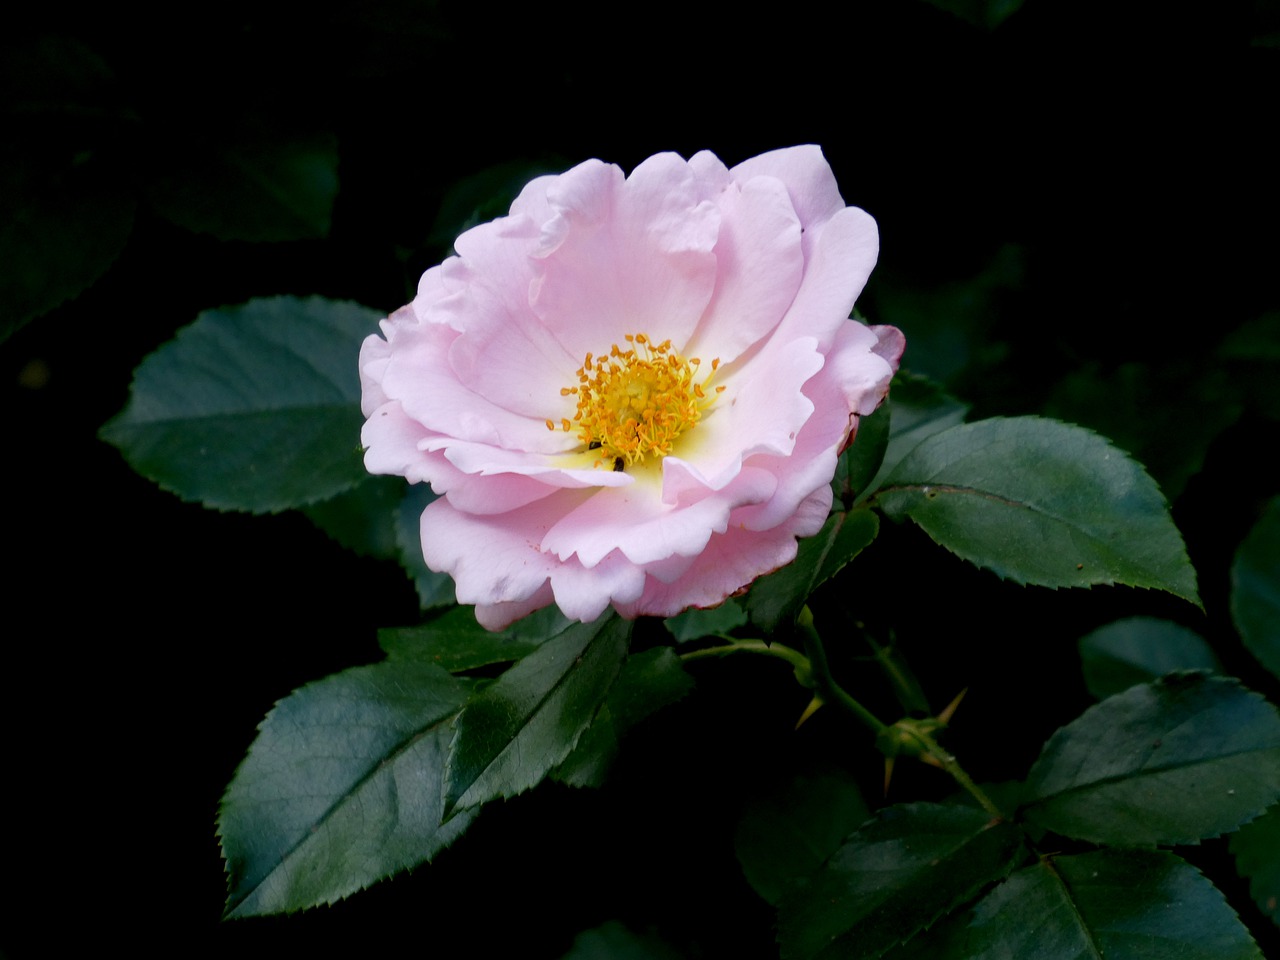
xmin=730 ymin=145 xmax=846 ymax=251
xmin=541 ymin=466 xmax=778 ymax=568
xmin=615 ymin=487 xmax=833 ymax=618
xmin=770 ymin=206 xmax=879 ymax=352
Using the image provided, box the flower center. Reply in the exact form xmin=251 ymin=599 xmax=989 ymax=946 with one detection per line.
xmin=546 ymin=333 xmax=724 ymax=469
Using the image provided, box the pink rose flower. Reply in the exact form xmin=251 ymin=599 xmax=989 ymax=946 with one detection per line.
xmin=360 ymin=146 xmax=903 ymax=629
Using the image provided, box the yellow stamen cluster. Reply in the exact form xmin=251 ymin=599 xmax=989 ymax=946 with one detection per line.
xmin=545 ymin=333 xmax=724 ymax=468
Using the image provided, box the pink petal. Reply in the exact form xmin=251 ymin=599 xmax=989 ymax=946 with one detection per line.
xmin=541 ymin=466 xmax=778 ymax=568
xmin=530 ymin=155 xmax=720 ymax=363
xmin=616 ymin=487 xmax=833 ymax=618
xmin=421 ymin=495 xmax=567 ymax=606
xmin=730 ymin=145 xmax=846 ymax=251
xmin=770 ymin=206 xmax=879 ymax=352
xmin=684 ymin=172 xmax=805 ymax=365
xmin=381 ymin=319 xmax=563 ymax=453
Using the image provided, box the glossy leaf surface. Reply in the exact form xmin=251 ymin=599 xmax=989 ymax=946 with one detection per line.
xmin=553 ymin=647 xmax=695 ymax=788
xmin=1232 ymin=497 xmax=1280 ymax=681
xmin=219 ymin=653 xmax=475 ymax=917
xmin=101 ymin=296 xmax=378 ymax=512
xmin=747 ymin=508 xmax=879 ymax=632
xmin=1230 ymin=806 xmax=1280 ymax=929
xmin=1023 ymin=674 xmax=1280 ymax=846
xmin=891 ymin=849 xmax=1262 ymax=959
xmin=777 ymin=802 xmax=1022 ymax=960
xmin=1078 ymin=616 xmax=1220 ymax=700
xmin=736 ymin=764 xmax=870 ymax=906
xmin=876 ymin=417 xmax=1200 ymax=604
xmin=443 ymin=616 xmax=631 ymax=814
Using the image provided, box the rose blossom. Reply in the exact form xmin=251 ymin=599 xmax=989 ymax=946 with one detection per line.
xmin=360 ymin=146 xmax=903 ymax=629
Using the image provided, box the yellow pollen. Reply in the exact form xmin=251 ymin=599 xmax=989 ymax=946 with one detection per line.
xmin=547 ymin=332 xmax=723 ymax=468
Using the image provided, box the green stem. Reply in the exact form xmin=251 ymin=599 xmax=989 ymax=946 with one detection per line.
xmin=679 ymin=638 xmax=810 ymax=673
xmin=904 ymin=727 xmax=1006 ymax=820
xmin=799 ymin=606 xmax=1006 ymax=821
xmin=797 ymin=606 xmax=888 ymax=735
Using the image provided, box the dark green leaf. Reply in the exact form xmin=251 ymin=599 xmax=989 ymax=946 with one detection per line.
xmin=870 ymin=245 xmax=1024 ymax=386
xmin=867 ymin=373 xmax=969 ymax=494
xmin=377 ymin=603 xmax=570 ymax=673
xmin=146 ymin=120 xmax=338 ymax=241
xmin=1043 ymin=361 xmax=1241 ymax=501
xmin=0 ymin=36 xmax=135 ymax=340
xmin=1219 ymin=310 xmax=1280 ymax=421
xmin=443 ymin=616 xmax=631 ymax=814
xmin=301 ymin=475 xmax=405 ymax=559
xmin=746 ymin=508 xmax=880 ymax=632
xmin=428 ymin=159 xmax=562 ymax=251
xmin=875 ymin=417 xmax=1200 ymax=604
xmin=735 ymin=763 xmax=870 ymax=906
xmin=776 ymin=802 xmax=1023 ymax=960
xmin=890 ymin=850 xmax=1263 ymax=959
xmin=554 ymin=647 xmax=694 ymax=788
xmin=395 ymin=483 xmax=455 ymax=609
xmin=101 ymin=296 xmax=378 ymax=513
xmin=1023 ymin=674 xmax=1280 ymax=846
xmin=561 ymin=921 xmax=682 ymax=960
xmin=837 ymin=399 xmax=890 ymax=504
xmin=664 ymin=600 xmax=747 ymax=642
xmin=1078 ymin=617 xmax=1220 ymax=700
xmin=1230 ymin=805 xmax=1280 ymax=928
xmin=219 ymin=653 xmax=476 ymax=917
xmin=919 ymin=0 xmax=1024 ymax=29
xmin=1231 ymin=497 xmax=1280 ymax=681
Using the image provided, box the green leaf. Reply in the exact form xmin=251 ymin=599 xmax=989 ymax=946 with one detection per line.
xmin=867 ymin=373 xmax=969 ymax=494
xmin=735 ymin=763 xmax=870 ymax=906
xmin=553 ymin=647 xmax=695 ymax=788
xmin=837 ymin=399 xmax=890 ymax=504
xmin=1023 ymin=674 xmax=1280 ymax=846
xmin=875 ymin=416 xmax=1200 ymax=605
xmin=377 ymin=603 xmax=570 ymax=673
xmin=1231 ymin=497 xmax=1280 ymax=681
xmin=0 ymin=36 xmax=135 ymax=340
xmin=443 ymin=616 xmax=631 ymax=815
xmin=301 ymin=474 xmax=405 ymax=559
xmin=889 ymin=850 xmax=1263 ymax=959
xmin=664 ymin=599 xmax=747 ymax=642
xmin=218 ymin=651 xmax=476 ymax=917
xmin=919 ymin=0 xmax=1024 ymax=30
xmin=746 ymin=508 xmax=880 ymax=633
xmin=101 ymin=296 xmax=378 ymax=513
xmin=395 ymin=483 xmax=456 ymax=609
xmin=1230 ymin=805 xmax=1280 ymax=929
xmin=776 ymin=802 xmax=1023 ymax=960
xmin=561 ymin=921 xmax=682 ymax=960
xmin=1078 ymin=617 xmax=1220 ymax=700
xmin=146 ymin=120 xmax=338 ymax=241
xmin=1043 ymin=360 xmax=1241 ymax=501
